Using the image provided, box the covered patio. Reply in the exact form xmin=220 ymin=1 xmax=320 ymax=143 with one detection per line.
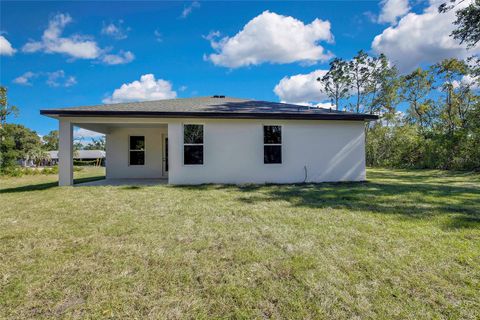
xmin=55 ymin=117 xmax=169 ymax=186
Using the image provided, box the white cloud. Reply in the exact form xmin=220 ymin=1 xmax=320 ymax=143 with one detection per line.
xmin=22 ymin=13 xmax=101 ymax=59
xmin=13 ymin=70 xmax=76 ymax=87
xmin=314 ymin=102 xmax=335 ymax=109
xmin=372 ymin=0 xmax=480 ymax=72
xmin=154 ymin=30 xmax=162 ymax=42
xmin=101 ymin=20 xmax=129 ymax=40
xmin=181 ymin=1 xmax=200 ymax=18
xmin=46 ymin=70 xmax=77 ymax=87
xmin=202 ymin=30 xmax=221 ymax=42
xmin=378 ymin=0 xmax=410 ymax=24
xmin=103 ymin=74 xmax=177 ymax=104
xmin=464 ymin=75 xmax=479 ymax=90
xmin=0 ymin=35 xmax=16 ymax=56
xmin=13 ymin=71 xmax=37 ymax=85
xmin=22 ymin=13 xmax=135 ymax=65
xmin=273 ymin=69 xmax=330 ymax=105
xmin=363 ymin=11 xmax=378 ymax=24
xmin=205 ymin=11 xmax=334 ymax=68
xmin=452 ymin=74 xmax=480 ymax=90
xmin=74 ymin=128 xmax=104 ymax=140
xmin=101 ymin=50 xmax=135 ymax=65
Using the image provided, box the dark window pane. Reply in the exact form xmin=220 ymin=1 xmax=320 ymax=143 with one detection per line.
xmin=130 ymin=151 xmax=145 ymax=165
xmin=130 ymin=136 xmax=145 ymax=150
xmin=264 ymin=146 xmax=281 ymax=164
xmin=184 ymin=145 xmax=203 ymax=165
xmin=264 ymin=126 xmax=281 ymax=144
xmin=184 ymin=125 xmax=204 ymax=144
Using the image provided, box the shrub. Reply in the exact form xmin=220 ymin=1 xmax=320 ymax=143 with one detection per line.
xmin=1 ymin=166 xmax=23 ymax=177
xmin=0 ymin=165 xmax=83 ymax=177
xmin=73 ymin=160 xmax=99 ymax=166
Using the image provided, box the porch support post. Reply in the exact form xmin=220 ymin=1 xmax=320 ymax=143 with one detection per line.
xmin=59 ymin=119 xmax=73 ymax=186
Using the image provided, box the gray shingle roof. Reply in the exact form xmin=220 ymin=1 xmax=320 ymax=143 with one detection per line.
xmin=40 ymin=96 xmax=378 ymax=121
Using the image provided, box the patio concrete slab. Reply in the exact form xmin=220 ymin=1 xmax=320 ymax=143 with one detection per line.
xmin=76 ymin=178 xmax=168 ymax=186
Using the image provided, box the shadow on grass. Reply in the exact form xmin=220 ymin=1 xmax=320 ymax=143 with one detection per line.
xmin=446 ymin=216 xmax=480 ymax=230
xmin=0 ymin=181 xmax=58 ymax=193
xmin=173 ymin=176 xmax=480 ymax=229
xmin=74 ymin=176 xmax=106 ymax=185
xmin=122 ymin=185 xmax=143 ymax=190
xmin=0 ymin=175 xmax=105 ymax=194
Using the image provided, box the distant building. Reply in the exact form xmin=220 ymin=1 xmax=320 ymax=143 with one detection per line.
xmin=47 ymin=150 xmax=105 ymax=166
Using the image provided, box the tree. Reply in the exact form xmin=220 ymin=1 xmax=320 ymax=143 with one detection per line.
xmin=432 ymin=58 xmax=479 ymax=168
xmin=462 ymin=98 xmax=480 ymax=169
xmin=318 ymin=52 xmax=400 ymax=116
xmin=433 ymin=58 xmax=469 ymax=135
xmin=0 ymin=124 xmax=43 ymax=170
xmin=42 ymin=130 xmax=59 ymax=150
xmin=0 ymin=86 xmax=19 ymax=172
xmin=367 ymin=54 xmax=400 ymax=116
xmin=340 ymin=50 xmax=398 ymax=114
xmin=400 ymin=68 xmax=436 ymax=134
xmin=0 ymin=86 xmax=18 ymax=130
xmin=74 ymin=141 xmax=84 ymax=152
xmin=84 ymin=136 xmax=106 ymax=150
xmin=439 ymin=0 xmax=480 ymax=48
xmin=347 ymin=50 xmax=378 ymax=113
xmin=467 ymin=56 xmax=480 ymax=87
xmin=440 ymin=0 xmax=480 ymax=109
xmin=455 ymin=82 xmax=478 ymax=129
xmin=366 ymin=55 xmax=480 ymax=171
xmin=318 ymin=58 xmax=351 ymax=110
xmin=0 ymin=131 xmax=17 ymax=171
xmin=27 ymin=146 xmax=50 ymax=166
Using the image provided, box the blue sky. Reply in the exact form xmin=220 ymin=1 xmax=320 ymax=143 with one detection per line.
xmin=0 ymin=0 xmax=476 ymax=139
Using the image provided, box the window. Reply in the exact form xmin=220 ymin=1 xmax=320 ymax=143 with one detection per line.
xmin=264 ymin=125 xmax=282 ymax=164
xmin=184 ymin=124 xmax=204 ymax=165
xmin=129 ymin=136 xmax=145 ymax=165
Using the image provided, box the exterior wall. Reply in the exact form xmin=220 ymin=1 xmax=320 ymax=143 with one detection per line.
xmin=106 ymin=126 xmax=167 ymax=179
xmin=167 ymin=119 xmax=366 ymax=185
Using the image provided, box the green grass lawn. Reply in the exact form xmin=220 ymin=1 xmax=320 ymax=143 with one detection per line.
xmin=1 ymin=167 xmax=479 ymax=319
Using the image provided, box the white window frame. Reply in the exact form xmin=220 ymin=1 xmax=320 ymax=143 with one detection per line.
xmin=263 ymin=125 xmax=282 ymax=165
xmin=183 ymin=123 xmax=204 ymax=166
xmin=128 ymin=135 xmax=145 ymax=166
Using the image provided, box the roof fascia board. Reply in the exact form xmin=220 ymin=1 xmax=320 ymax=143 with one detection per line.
xmin=40 ymin=110 xmax=378 ymax=121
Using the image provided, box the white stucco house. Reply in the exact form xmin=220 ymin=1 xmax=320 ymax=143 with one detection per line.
xmin=40 ymin=96 xmax=378 ymax=186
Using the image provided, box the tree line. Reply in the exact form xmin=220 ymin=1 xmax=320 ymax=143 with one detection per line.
xmin=317 ymin=0 xmax=479 ymax=171
xmin=317 ymin=54 xmax=479 ymax=171
xmin=0 ymin=88 xmax=105 ymax=174
xmin=1 ymin=0 xmax=478 ymax=173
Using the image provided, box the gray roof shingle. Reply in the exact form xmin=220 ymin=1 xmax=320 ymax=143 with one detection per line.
xmin=40 ymin=96 xmax=378 ymax=121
